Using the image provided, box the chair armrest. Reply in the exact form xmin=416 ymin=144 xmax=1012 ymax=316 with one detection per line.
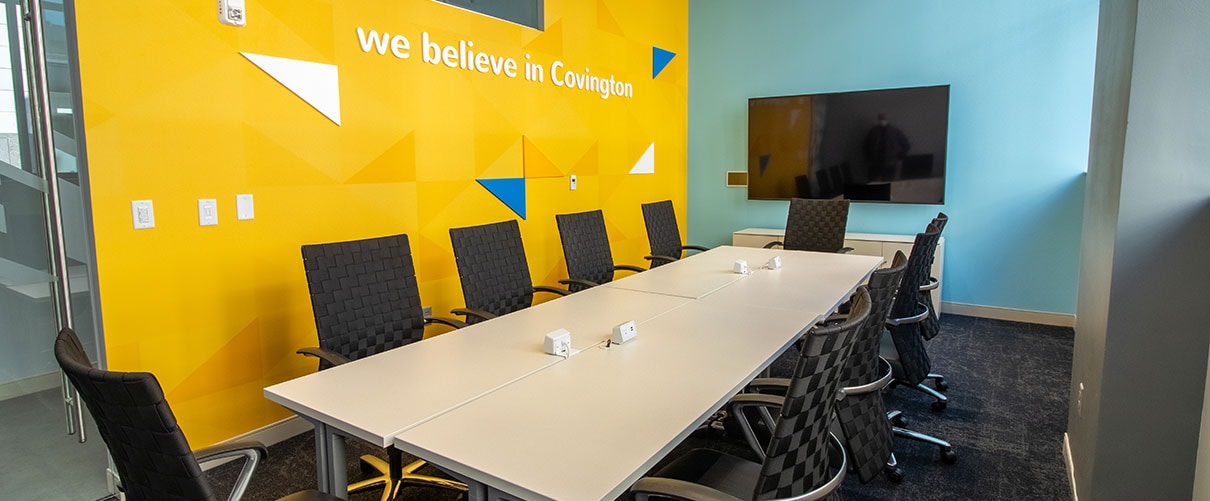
xmin=296 ymin=347 xmax=351 ymax=367
xmin=451 ymin=307 xmax=496 ymax=323
xmin=886 ymin=301 xmax=930 ymax=326
xmin=745 ymin=377 xmax=791 ymax=395
xmin=920 ymin=277 xmax=940 ymax=292
xmin=631 ymin=477 xmax=745 ymax=501
xmin=838 ymin=358 xmax=894 ymax=398
xmin=613 ymin=264 xmax=646 ymax=274
xmin=728 ymin=393 xmax=787 ymax=460
xmin=682 ymin=244 xmax=710 ymax=253
xmin=644 ymin=254 xmax=679 ymax=266
xmin=533 ymin=285 xmax=572 ymax=297
xmin=762 ymin=241 xmax=783 ymax=249
xmin=558 ymin=278 xmax=600 ymax=290
xmin=424 ymin=316 xmax=468 ymax=329
xmin=838 ymin=246 xmax=855 ymax=254
xmin=195 ymin=440 xmax=267 ymax=501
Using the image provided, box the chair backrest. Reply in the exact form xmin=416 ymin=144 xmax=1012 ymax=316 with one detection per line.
xmin=54 ymin=327 xmax=215 ymax=501
xmin=301 ymin=234 xmax=427 ymax=364
xmin=833 ymin=252 xmax=906 ymax=484
xmin=449 ymin=220 xmax=535 ymax=322
xmin=753 ymin=288 xmax=870 ymax=500
xmin=782 ymin=198 xmax=850 ymax=253
xmin=556 ymin=209 xmax=615 ymax=291
xmin=641 ymin=200 xmax=683 ymax=266
xmin=920 ymin=212 xmax=948 ymax=340
xmin=839 ymin=251 xmax=908 ymax=388
xmin=887 ymin=223 xmax=942 ymax=384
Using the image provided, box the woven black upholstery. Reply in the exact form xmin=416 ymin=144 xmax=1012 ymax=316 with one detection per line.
xmin=450 ymin=220 xmax=538 ymax=323
xmin=754 ymin=287 xmax=869 ymax=499
xmin=641 ymin=200 xmax=700 ymax=267
xmin=834 ymin=252 xmax=907 ymax=483
xmin=301 ymin=234 xmax=426 ymax=367
xmin=782 ymin=198 xmax=850 ymax=253
xmin=920 ymin=212 xmax=948 ymax=341
xmin=633 ymin=289 xmax=870 ymax=501
xmin=55 ymin=328 xmax=336 ymax=501
xmin=54 ymin=328 xmax=214 ymax=501
xmin=887 ymin=224 xmax=943 ymax=386
xmin=556 ymin=210 xmax=617 ymax=292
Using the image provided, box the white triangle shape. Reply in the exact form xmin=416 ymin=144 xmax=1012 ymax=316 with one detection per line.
xmin=629 ymin=142 xmax=655 ymax=175
xmin=241 ymin=52 xmax=341 ymax=126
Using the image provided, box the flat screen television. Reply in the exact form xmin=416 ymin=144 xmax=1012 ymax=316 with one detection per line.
xmin=747 ymin=84 xmax=949 ymax=204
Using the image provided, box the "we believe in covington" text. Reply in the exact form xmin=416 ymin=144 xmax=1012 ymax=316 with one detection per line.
xmin=356 ymin=27 xmax=635 ymax=100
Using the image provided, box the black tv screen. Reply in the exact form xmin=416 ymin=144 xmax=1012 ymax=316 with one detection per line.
xmin=747 ymin=85 xmax=949 ymax=204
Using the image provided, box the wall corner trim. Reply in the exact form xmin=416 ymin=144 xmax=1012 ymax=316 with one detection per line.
xmin=941 ymin=302 xmax=1075 ymax=327
xmin=1064 ymin=432 xmax=1079 ymax=501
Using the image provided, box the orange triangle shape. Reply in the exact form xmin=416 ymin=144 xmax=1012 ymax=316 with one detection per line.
xmin=523 ymin=136 xmax=565 ymax=178
xmin=346 ymin=132 xmax=416 ymax=184
xmin=571 ymin=142 xmax=599 ymax=176
xmin=166 ymin=320 xmax=264 ymax=403
xmin=597 ymin=1 xmax=624 ymax=36
xmin=479 ymin=138 xmax=523 ymax=179
xmin=245 ymin=126 xmax=341 ymax=187
xmin=523 ymin=19 xmax=564 ymax=57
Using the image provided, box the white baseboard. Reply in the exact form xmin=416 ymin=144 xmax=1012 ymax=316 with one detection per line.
xmin=200 ymin=416 xmax=312 ymax=469
xmin=0 ymin=372 xmax=62 ymax=402
xmin=941 ymin=301 xmax=1075 ymax=328
xmin=1063 ymin=433 xmax=1078 ymax=501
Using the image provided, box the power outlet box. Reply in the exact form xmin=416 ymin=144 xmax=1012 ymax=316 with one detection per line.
xmin=544 ymin=328 xmax=572 ymax=357
xmin=611 ymin=321 xmax=637 ymax=345
xmin=218 ymin=0 xmax=246 ymax=27
xmin=132 ymin=200 xmax=155 ymax=229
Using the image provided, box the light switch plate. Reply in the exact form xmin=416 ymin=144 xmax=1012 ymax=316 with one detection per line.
xmin=198 ymin=199 xmax=218 ymax=226
xmin=569 ymin=174 xmax=577 ymax=191
xmin=236 ymin=194 xmax=254 ymax=220
xmin=132 ymin=200 xmax=155 ymax=229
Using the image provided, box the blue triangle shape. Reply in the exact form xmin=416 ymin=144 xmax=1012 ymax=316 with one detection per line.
xmin=652 ymin=46 xmax=676 ymax=79
xmin=477 ymin=178 xmax=527 ymax=219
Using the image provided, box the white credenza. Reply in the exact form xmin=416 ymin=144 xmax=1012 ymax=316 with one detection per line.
xmin=732 ymin=228 xmax=944 ymax=316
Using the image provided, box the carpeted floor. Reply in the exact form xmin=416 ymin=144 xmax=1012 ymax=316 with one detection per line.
xmin=209 ymin=314 xmax=1074 ymax=500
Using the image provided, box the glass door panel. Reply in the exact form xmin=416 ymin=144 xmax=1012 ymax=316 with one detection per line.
xmin=0 ymin=0 xmax=108 ymax=498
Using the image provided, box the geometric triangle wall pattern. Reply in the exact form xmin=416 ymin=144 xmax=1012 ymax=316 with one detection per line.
xmin=652 ymin=46 xmax=675 ymax=79
xmin=241 ymin=52 xmax=342 ymax=126
xmin=477 ymin=178 xmax=527 ymax=219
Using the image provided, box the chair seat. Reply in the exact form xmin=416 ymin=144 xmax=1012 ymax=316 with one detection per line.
xmin=652 ymin=448 xmax=762 ymax=499
xmin=278 ymin=489 xmax=345 ymax=501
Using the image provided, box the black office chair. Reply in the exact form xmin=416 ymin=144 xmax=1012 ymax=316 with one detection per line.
xmin=764 ymin=198 xmax=853 ymax=253
xmin=631 ymin=288 xmax=871 ymax=501
xmin=882 ymin=222 xmax=948 ymax=409
xmin=881 ymin=223 xmax=957 ymax=463
xmin=640 ymin=200 xmax=709 ymax=267
xmin=299 ymin=234 xmax=468 ymax=500
xmin=555 ymin=209 xmax=645 ymax=292
xmin=449 ymin=220 xmax=571 ymax=323
xmin=54 ymin=327 xmax=339 ymax=501
xmin=919 ymin=212 xmax=948 ymax=342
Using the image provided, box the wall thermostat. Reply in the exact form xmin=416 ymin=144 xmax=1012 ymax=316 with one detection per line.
xmin=218 ymin=0 xmax=246 ymax=27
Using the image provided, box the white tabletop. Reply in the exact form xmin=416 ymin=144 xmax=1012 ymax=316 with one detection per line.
xmin=392 ymin=295 xmax=823 ymax=501
xmin=264 ymin=286 xmax=692 ymax=447
xmin=704 ymin=248 xmax=883 ymax=313
xmin=603 ymin=246 xmax=765 ymax=298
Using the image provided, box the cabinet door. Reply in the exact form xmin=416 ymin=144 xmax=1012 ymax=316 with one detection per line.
xmin=843 ymin=239 xmax=883 ymax=258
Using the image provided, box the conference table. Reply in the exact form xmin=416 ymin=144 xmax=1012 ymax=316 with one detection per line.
xmin=264 ymin=246 xmax=882 ymax=500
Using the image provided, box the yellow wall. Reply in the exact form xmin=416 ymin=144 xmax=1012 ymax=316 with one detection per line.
xmin=73 ymin=0 xmax=687 ymax=446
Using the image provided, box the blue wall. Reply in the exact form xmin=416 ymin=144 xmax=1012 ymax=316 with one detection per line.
xmin=687 ymin=1 xmax=1098 ymax=314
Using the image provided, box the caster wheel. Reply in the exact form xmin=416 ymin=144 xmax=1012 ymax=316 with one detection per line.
xmin=890 ymin=414 xmax=909 ymax=428
xmin=935 ymin=379 xmax=949 ymax=392
xmin=940 ymin=446 xmax=957 ymax=464
xmin=885 ymin=467 xmax=904 ymax=483
xmin=932 ymin=400 xmax=948 ymax=412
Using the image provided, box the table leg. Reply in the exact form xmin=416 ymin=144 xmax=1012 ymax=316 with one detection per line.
xmin=307 ymin=418 xmax=350 ymax=499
